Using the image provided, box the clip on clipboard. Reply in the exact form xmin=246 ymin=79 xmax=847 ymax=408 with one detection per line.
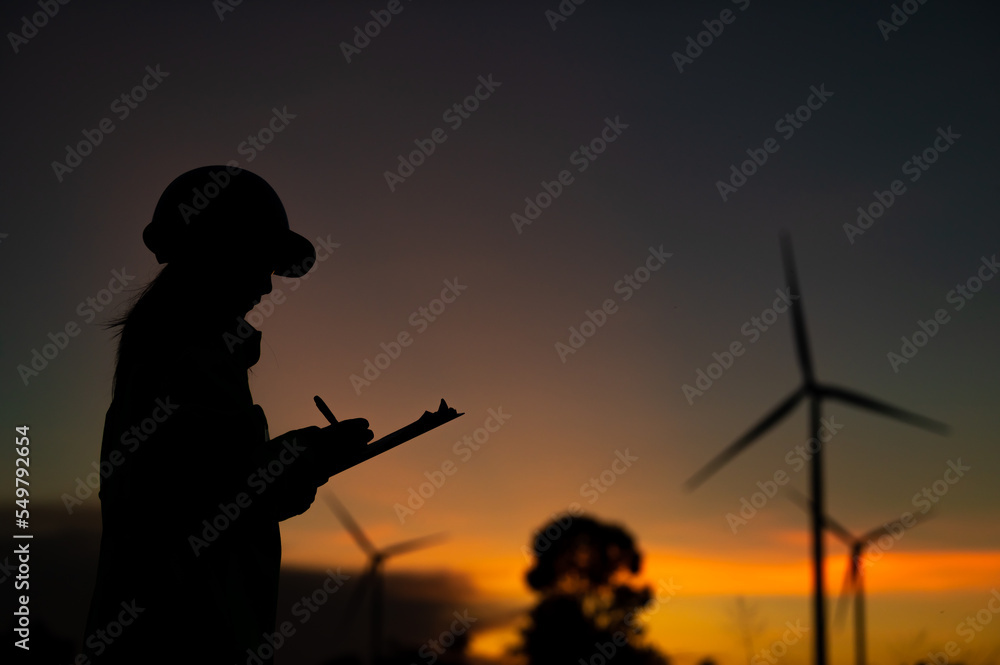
xmin=314 ymin=396 xmax=463 ymax=472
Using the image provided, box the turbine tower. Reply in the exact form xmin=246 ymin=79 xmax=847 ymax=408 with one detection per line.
xmin=685 ymin=232 xmax=948 ymax=665
xmin=785 ymin=487 xmax=932 ymax=665
xmin=325 ymin=493 xmax=446 ymax=665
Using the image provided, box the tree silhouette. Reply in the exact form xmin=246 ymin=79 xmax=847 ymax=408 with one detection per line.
xmin=515 ymin=514 xmax=671 ymax=665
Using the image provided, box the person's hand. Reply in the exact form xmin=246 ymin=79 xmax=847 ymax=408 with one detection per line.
xmin=312 ymin=418 xmax=374 ymax=478
xmin=253 ymin=425 xmax=320 ymax=520
xmin=263 ymin=420 xmax=371 ymax=520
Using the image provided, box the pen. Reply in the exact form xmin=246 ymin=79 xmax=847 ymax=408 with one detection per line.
xmin=314 ymin=395 xmax=338 ymax=425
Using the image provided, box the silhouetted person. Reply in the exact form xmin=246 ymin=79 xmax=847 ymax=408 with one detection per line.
xmin=84 ymin=166 xmax=372 ymax=664
xmin=517 ymin=514 xmax=671 ymax=665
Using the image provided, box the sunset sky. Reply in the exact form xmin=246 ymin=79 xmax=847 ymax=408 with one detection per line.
xmin=2 ymin=1 xmax=999 ymax=664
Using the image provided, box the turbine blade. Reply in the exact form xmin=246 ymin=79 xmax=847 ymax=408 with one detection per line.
xmin=908 ymin=507 xmax=935 ymax=528
xmin=324 ymin=493 xmax=377 ymax=557
xmin=381 ymin=532 xmax=448 ymax=558
xmin=684 ymin=389 xmax=805 ymax=491
xmin=821 ymin=515 xmax=856 ymax=547
xmin=834 ymin=560 xmax=854 ymax=628
xmin=822 ymin=385 xmax=949 ymax=435
xmin=859 ymin=524 xmax=894 ymax=544
xmin=779 ymin=232 xmax=815 ymax=384
xmin=783 ymin=487 xmax=855 ymax=545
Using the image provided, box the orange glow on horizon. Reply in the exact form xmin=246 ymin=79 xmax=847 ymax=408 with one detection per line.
xmin=282 ymin=521 xmax=1000 ymax=597
xmin=642 ymin=547 xmax=1000 ymax=596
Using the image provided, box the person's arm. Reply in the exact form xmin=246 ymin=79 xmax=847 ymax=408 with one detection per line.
xmin=102 ymin=342 xmax=371 ymax=537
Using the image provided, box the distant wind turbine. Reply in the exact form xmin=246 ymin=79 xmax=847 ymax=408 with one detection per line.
xmin=785 ymin=487 xmax=932 ymax=665
xmin=324 ymin=493 xmax=447 ymax=665
xmin=684 ymin=232 xmax=949 ymax=665
xmin=729 ymin=595 xmax=765 ymax=665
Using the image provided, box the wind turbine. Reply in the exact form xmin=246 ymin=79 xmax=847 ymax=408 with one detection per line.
xmin=684 ymin=232 xmax=948 ymax=665
xmin=785 ymin=487 xmax=932 ymax=665
xmin=324 ymin=493 xmax=447 ymax=665
xmin=729 ymin=595 xmax=766 ymax=665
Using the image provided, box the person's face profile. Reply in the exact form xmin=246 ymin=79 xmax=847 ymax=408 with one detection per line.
xmin=213 ymin=246 xmax=275 ymax=318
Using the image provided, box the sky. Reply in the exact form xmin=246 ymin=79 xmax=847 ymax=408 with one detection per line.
xmin=1 ymin=1 xmax=999 ymax=664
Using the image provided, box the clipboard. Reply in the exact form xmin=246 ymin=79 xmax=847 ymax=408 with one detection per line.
xmin=314 ymin=396 xmax=463 ymax=472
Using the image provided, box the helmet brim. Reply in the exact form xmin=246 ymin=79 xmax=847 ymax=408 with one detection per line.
xmin=273 ymin=231 xmax=317 ymax=278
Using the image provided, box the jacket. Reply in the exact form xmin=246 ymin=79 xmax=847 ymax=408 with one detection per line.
xmin=85 ymin=316 xmax=302 ymax=664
